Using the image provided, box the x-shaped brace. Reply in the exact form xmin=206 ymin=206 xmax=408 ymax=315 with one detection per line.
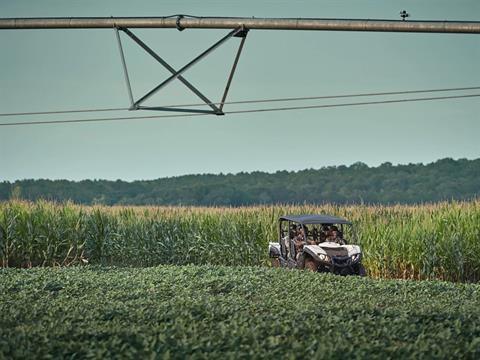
xmin=114 ymin=26 xmax=248 ymax=115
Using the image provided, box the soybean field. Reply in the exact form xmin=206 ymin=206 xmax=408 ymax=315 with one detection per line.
xmin=1 ymin=265 xmax=480 ymax=359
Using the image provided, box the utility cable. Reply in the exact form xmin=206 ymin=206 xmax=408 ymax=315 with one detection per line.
xmin=1 ymin=85 xmax=479 ymax=117
xmin=226 ymin=93 xmax=480 ymax=115
xmin=1 ymin=93 xmax=478 ymax=127
xmin=0 ymin=112 xmax=208 ymax=126
xmin=156 ymin=85 xmax=480 ymax=109
xmin=0 ymin=107 xmax=129 ymax=117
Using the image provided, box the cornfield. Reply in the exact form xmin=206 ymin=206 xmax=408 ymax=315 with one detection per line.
xmin=1 ymin=200 xmax=479 ymax=281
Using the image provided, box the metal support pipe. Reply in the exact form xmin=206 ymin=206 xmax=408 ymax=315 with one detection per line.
xmin=219 ymin=31 xmax=248 ymax=112
xmin=1 ymin=16 xmax=480 ymax=34
xmin=114 ymin=27 xmax=135 ymax=109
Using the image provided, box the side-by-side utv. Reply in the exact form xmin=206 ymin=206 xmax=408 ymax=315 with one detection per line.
xmin=268 ymin=215 xmax=366 ymax=276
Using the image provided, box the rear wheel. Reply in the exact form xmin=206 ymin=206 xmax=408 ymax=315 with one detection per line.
xmin=271 ymin=258 xmax=280 ymax=267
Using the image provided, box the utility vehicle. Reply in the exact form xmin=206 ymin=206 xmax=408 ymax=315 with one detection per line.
xmin=268 ymin=215 xmax=365 ymax=276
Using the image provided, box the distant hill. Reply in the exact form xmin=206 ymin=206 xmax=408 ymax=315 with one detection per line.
xmin=1 ymin=158 xmax=479 ymax=206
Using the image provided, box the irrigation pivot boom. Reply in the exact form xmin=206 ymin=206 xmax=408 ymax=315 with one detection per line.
xmin=2 ymin=16 xmax=480 ymax=32
xmin=1 ymin=15 xmax=479 ymax=115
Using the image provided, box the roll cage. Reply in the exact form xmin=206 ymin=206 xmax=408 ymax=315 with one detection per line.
xmin=278 ymin=215 xmax=358 ymax=259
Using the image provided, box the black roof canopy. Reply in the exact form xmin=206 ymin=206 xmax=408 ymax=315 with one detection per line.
xmin=279 ymin=214 xmax=352 ymax=225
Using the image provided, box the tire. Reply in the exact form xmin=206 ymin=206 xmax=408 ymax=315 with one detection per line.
xmin=304 ymin=257 xmax=319 ymax=272
xmin=356 ymin=263 xmax=367 ymax=277
xmin=271 ymin=258 xmax=280 ymax=268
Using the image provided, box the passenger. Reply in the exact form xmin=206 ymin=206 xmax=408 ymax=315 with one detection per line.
xmin=331 ymin=225 xmax=346 ymax=245
xmin=289 ymin=224 xmax=298 ymax=239
xmin=305 ymin=226 xmax=316 ymax=245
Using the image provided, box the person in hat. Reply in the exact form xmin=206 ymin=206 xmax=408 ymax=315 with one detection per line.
xmin=330 ymin=225 xmax=346 ymax=245
xmin=294 ymin=226 xmax=306 ymax=258
xmin=321 ymin=224 xmax=331 ymax=242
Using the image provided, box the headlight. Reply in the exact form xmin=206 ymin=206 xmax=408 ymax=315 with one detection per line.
xmin=318 ymin=253 xmax=331 ymax=263
xmin=350 ymin=253 xmax=361 ymax=263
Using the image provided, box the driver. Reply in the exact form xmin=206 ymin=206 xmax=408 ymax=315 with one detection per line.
xmin=321 ymin=225 xmax=331 ymax=242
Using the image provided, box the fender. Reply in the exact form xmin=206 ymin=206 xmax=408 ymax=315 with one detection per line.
xmin=303 ymin=245 xmax=327 ymax=263
xmin=343 ymin=244 xmax=362 ymax=257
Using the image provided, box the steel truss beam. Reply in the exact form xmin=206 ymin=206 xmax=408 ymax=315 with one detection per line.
xmin=114 ymin=26 xmax=248 ymax=114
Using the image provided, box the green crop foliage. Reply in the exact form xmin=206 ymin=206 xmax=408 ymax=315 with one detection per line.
xmin=1 ymin=266 xmax=480 ymax=359
xmin=1 ymin=200 xmax=480 ymax=281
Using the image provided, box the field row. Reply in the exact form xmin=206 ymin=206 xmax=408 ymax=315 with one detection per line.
xmin=1 ymin=200 xmax=480 ymax=281
xmin=1 ymin=265 xmax=479 ymax=359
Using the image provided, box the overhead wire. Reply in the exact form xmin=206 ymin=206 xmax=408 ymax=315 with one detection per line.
xmin=1 ymin=93 xmax=479 ymax=127
xmin=0 ymin=85 xmax=479 ymax=117
xmin=0 ymin=112 xmax=209 ymax=126
xmin=0 ymin=107 xmax=129 ymax=117
xmin=161 ymin=85 xmax=480 ymax=109
xmin=226 ymin=93 xmax=480 ymax=115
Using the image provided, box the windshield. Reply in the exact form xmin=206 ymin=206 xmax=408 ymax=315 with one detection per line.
xmin=279 ymin=221 xmax=356 ymax=245
xmin=303 ymin=223 xmax=355 ymax=245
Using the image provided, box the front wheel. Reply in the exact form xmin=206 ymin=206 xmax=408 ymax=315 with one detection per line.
xmin=356 ymin=263 xmax=367 ymax=277
xmin=297 ymin=254 xmax=319 ymax=272
xmin=304 ymin=257 xmax=319 ymax=272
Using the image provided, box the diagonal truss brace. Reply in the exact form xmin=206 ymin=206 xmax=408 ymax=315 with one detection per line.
xmin=114 ymin=26 xmax=248 ymax=115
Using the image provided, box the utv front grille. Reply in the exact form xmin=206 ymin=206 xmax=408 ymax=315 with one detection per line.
xmin=332 ymin=256 xmax=352 ymax=267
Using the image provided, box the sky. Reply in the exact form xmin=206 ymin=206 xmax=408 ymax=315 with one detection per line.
xmin=0 ymin=0 xmax=479 ymax=181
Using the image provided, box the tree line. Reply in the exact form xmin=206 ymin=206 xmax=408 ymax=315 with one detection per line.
xmin=1 ymin=158 xmax=478 ymax=206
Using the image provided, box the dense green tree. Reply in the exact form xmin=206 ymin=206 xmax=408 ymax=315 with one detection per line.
xmin=0 ymin=158 xmax=478 ymax=206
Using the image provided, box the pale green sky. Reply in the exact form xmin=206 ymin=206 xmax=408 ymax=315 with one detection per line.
xmin=0 ymin=0 xmax=479 ymax=181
